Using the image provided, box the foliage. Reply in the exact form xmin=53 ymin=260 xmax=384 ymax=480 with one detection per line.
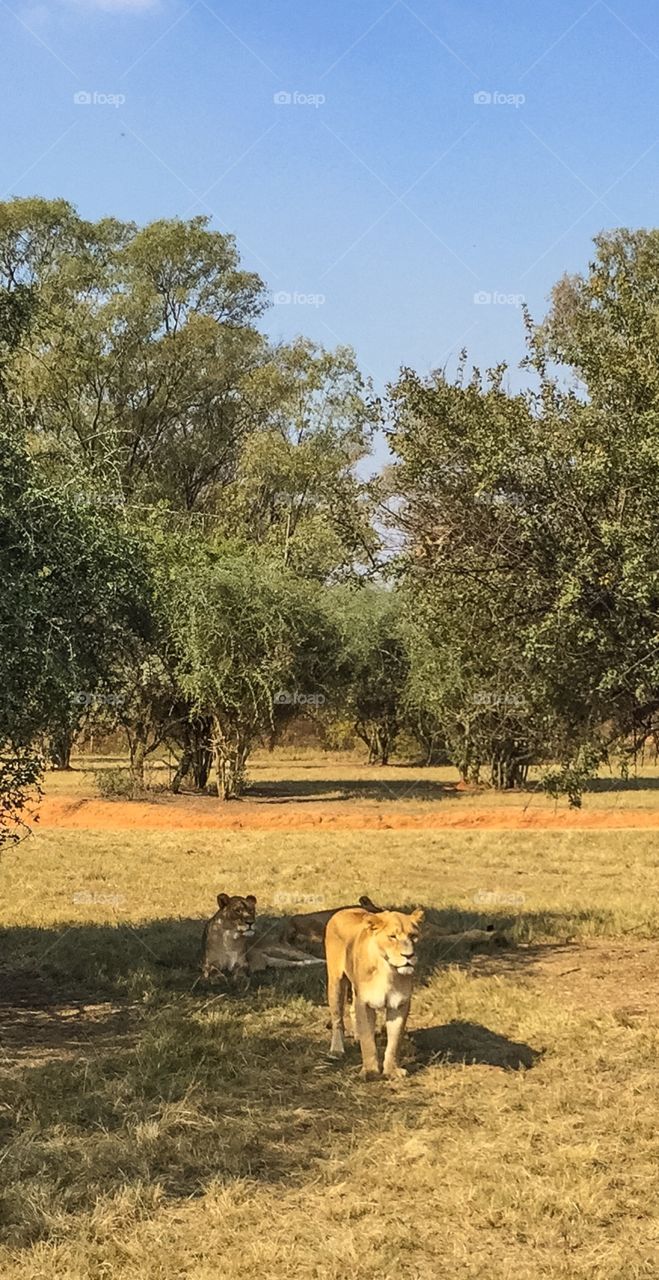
xmin=222 ymin=339 xmax=379 ymax=579
xmin=93 ymin=767 xmax=145 ymax=800
xmin=327 ymin=588 xmax=409 ymax=764
xmin=0 ymin=427 xmax=150 ymax=748
xmin=0 ymin=748 xmax=42 ymax=848
xmin=155 ymin=541 xmax=342 ymax=797
xmin=0 ymin=421 xmax=150 ymax=841
xmin=387 ymin=304 xmax=659 ymax=793
xmin=0 ymin=200 xmax=377 ymax=577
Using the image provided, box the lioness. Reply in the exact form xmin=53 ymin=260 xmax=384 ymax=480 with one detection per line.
xmin=201 ymin=892 xmax=324 ymax=979
xmin=284 ymin=894 xmax=381 ymax=951
xmin=201 ymin=893 xmax=257 ymax=978
xmin=325 ymin=906 xmax=424 ymax=1079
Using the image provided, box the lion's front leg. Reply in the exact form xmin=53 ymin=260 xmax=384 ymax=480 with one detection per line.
xmin=355 ymin=999 xmax=380 ymax=1079
xmin=383 ymin=1000 xmax=410 ymax=1078
xmin=328 ymin=973 xmax=349 ymax=1057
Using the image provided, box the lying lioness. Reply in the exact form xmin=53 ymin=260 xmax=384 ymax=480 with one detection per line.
xmin=325 ymin=906 xmax=424 ymax=1079
xmin=284 ymin=894 xmax=381 ymax=951
xmin=201 ymin=893 xmax=323 ymax=979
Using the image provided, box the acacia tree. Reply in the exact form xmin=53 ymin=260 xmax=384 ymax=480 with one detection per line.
xmin=0 ymin=198 xmax=269 ymax=508
xmin=221 ymin=339 xmax=379 ymax=579
xmin=327 ymin=588 xmax=409 ymax=764
xmin=0 ymin=424 xmax=149 ymax=839
xmin=389 ymin=237 xmax=659 ymax=797
xmin=0 ymin=200 xmax=378 ymax=789
xmin=156 ymin=544 xmax=341 ymax=798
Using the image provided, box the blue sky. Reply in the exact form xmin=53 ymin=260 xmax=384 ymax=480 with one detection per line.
xmin=3 ymin=0 xmax=659 ymax=400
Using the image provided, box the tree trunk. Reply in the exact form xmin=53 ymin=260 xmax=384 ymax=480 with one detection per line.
xmin=50 ymin=728 xmax=74 ymax=770
xmin=171 ymin=718 xmax=212 ymax=793
xmin=128 ymin=734 xmax=147 ymax=787
xmin=490 ymin=742 xmax=529 ymax=790
xmin=362 ymin=721 xmax=394 ymax=766
xmin=457 ymin=736 xmax=481 ymax=785
xmin=190 ymin=718 xmax=212 ymax=790
xmin=171 ymin=750 xmax=191 ymax=794
xmin=212 ymin=717 xmax=249 ymax=800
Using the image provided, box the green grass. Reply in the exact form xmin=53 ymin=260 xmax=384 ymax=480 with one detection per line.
xmin=3 ymin=778 xmax=659 ymax=1277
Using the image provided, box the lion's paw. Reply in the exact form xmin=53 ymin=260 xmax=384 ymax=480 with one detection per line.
xmin=383 ymin=1065 xmax=408 ymax=1080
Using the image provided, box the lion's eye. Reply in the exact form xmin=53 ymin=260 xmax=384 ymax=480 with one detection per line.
xmin=388 ymin=934 xmax=397 ymax=941
xmin=410 ymin=935 xmax=418 ymax=944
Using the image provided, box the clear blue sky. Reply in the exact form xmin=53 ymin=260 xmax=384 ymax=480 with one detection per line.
xmin=3 ymin=0 xmax=659 ymax=398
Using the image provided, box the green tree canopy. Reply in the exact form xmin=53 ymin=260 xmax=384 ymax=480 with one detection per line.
xmin=154 ymin=541 xmax=342 ymax=798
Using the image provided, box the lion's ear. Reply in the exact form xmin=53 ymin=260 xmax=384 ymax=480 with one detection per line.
xmin=411 ymin=909 xmax=425 ymax=927
xmin=217 ymin=893 xmax=231 ymax=909
xmin=365 ymin=913 xmax=384 ymax=931
xmin=246 ymin=894 xmax=257 ymax=907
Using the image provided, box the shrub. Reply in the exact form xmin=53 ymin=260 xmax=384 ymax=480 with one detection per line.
xmin=93 ymin=767 xmax=144 ymax=800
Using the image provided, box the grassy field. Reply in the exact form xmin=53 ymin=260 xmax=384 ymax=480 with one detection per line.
xmin=42 ymin=746 xmax=659 ymax=814
xmin=2 ymin=754 xmax=659 ymax=1278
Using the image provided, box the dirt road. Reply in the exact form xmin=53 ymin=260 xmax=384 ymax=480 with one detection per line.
xmin=34 ymin=795 xmax=659 ymax=833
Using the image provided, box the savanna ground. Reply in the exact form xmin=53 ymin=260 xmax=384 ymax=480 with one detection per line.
xmin=2 ymin=749 xmax=659 ymax=1279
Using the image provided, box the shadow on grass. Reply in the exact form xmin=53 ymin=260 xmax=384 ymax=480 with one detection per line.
xmin=0 ymin=896 xmax=616 ymax=1011
xmin=244 ymin=776 xmax=455 ymax=803
xmin=0 ymin=904 xmax=565 ymax=1246
xmin=583 ymin=773 xmax=659 ymax=793
xmin=411 ymin=1020 xmax=540 ymax=1070
xmin=0 ymin=954 xmax=544 ymax=1251
xmin=0 ymin=995 xmax=384 ymax=1246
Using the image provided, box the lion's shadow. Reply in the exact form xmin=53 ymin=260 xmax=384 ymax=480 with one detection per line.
xmin=410 ymin=1020 xmax=541 ymax=1071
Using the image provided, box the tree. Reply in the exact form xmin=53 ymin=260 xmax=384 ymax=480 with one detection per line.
xmin=220 ymin=339 xmax=379 ymax=579
xmin=0 ymin=198 xmax=269 ymax=509
xmin=155 ymin=543 xmax=341 ymax=798
xmin=0 ymin=201 xmax=379 ymax=572
xmin=0 ymin=423 xmax=150 ymax=836
xmin=328 ymin=588 xmax=409 ymax=764
xmin=541 ymin=227 xmax=659 ymax=417
xmin=388 ymin=277 xmax=659 ymax=795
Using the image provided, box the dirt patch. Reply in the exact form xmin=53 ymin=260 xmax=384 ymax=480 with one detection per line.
xmin=32 ymin=795 xmax=659 ymax=833
xmin=476 ymin=937 xmax=659 ymax=1020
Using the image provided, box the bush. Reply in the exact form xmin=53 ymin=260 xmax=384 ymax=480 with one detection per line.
xmin=93 ymin=768 xmax=143 ymax=800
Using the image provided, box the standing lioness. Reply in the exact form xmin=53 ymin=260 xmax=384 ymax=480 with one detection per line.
xmin=325 ymin=906 xmax=424 ymax=1079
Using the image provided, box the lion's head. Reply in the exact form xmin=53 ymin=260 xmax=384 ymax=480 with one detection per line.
xmin=365 ymin=908 xmax=424 ymax=975
xmin=216 ymin=893 xmax=257 ymax=936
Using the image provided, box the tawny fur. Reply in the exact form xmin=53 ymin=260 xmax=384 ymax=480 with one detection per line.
xmin=325 ymin=906 xmax=424 ymax=1079
xmin=201 ymin=892 xmax=324 ymax=979
xmin=284 ymin=895 xmax=381 ymax=951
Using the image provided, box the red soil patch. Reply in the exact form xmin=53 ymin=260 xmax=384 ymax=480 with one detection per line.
xmin=34 ymin=795 xmax=659 ymax=833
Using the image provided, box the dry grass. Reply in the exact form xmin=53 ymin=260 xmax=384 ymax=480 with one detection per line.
xmin=2 ymin=756 xmax=659 ymax=1278
xmin=44 ymin=745 xmax=659 ymax=813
